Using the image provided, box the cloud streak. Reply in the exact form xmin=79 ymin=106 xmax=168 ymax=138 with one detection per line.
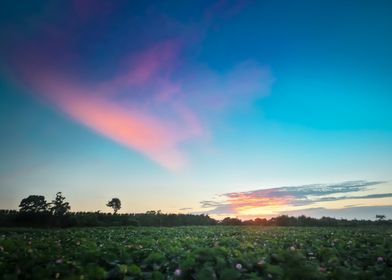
xmin=200 ymin=180 xmax=389 ymax=216
xmin=4 ymin=2 xmax=272 ymax=170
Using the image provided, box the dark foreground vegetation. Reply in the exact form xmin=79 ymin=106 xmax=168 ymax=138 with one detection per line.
xmin=1 ymin=226 xmax=391 ymax=279
xmin=1 ymin=210 xmax=392 ymax=228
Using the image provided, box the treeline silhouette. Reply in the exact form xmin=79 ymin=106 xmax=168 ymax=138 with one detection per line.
xmin=0 ymin=210 xmax=216 ymax=227
xmin=221 ymin=215 xmax=392 ymax=227
xmin=0 ymin=193 xmax=217 ymax=227
xmin=0 ymin=192 xmax=390 ymax=228
xmin=1 ymin=210 xmax=391 ymax=228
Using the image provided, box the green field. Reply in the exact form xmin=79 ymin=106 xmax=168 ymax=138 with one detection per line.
xmin=1 ymin=226 xmax=391 ymax=279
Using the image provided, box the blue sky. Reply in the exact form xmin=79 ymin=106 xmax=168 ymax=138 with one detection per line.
xmin=0 ymin=0 xmax=391 ymax=219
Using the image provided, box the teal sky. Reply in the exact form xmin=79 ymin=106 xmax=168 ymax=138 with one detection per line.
xmin=0 ymin=1 xmax=391 ymax=219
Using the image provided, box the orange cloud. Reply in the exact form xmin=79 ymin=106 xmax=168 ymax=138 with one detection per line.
xmin=201 ymin=181 xmax=388 ymax=217
xmin=227 ymin=194 xmax=293 ymax=214
xmin=52 ymin=86 xmax=189 ymax=169
xmin=22 ymin=73 xmax=202 ymax=170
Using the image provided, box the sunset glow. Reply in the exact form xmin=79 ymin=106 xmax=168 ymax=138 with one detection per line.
xmin=0 ymin=1 xmax=391 ymax=219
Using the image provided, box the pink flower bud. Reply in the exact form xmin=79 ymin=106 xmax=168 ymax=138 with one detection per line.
xmin=174 ymin=268 xmax=182 ymax=277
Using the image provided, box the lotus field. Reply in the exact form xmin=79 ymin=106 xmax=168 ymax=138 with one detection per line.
xmin=1 ymin=226 xmax=391 ymax=279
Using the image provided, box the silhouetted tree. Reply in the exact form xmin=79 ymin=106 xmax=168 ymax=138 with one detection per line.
xmin=19 ymin=195 xmax=49 ymax=213
xmin=106 ymin=198 xmax=121 ymax=214
xmin=221 ymin=217 xmax=242 ymax=226
xmin=376 ymin=214 xmax=386 ymax=221
xmin=50 ymin=192 xmax=70 ymax=216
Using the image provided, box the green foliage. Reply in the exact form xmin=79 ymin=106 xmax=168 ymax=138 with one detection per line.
xmin=0 ymin=226 xmax=391 ymax=279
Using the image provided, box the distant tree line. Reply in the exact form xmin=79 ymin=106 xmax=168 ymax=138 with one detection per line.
xmin=0 ymin=193 xmax=390 ymax=228
xmin=0 ymin=210 xmax=217 ymax=227
xmin=220 ymin=215 xmax=392 ymax=227
xmin=0 ymin=193 xmax=216 ymax=227
xmin=0 ymin=210 xmax=217 ymax=228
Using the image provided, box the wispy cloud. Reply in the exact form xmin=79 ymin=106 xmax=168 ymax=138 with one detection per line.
xmin=200 ymin=180 xmax=389 ymax=217
xmin=316 ymin=192 xmax=392 ymax=203
xmin=179 ymin=207 xmax=193 ymax=211
xmin=200 ymin=200 xmax=226 ymax=208
xmin=4 ymin=2 xmax=272 ymax=170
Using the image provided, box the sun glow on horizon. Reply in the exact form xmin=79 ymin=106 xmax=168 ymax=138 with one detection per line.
xmin=0 ymin=1 xmax=391 ymax=219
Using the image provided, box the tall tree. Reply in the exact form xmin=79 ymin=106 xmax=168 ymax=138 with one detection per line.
xmin=50 ymin=192 xmax=71 ymax=216
xmin=106 ymin=198 xmax=121 ymax=214
xmin=19 ymin=195 xmax=49 ymax=213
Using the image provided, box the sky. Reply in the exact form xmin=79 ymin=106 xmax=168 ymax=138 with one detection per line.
xmin=0 ymin=0 xmax=392 ymax=220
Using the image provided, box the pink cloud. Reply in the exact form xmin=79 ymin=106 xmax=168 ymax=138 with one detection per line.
xmin=116 ymin=40 xmax=181 ymax=87
xmin=46 ymin=82 xmax=188 ymax=170
xmin=2 ymin=1 xmax=273 ymax=170
xmin=10 ymin=41 xmax=272 ymax=169
xmin=17 ymin=79 xmax=199 ymax=170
